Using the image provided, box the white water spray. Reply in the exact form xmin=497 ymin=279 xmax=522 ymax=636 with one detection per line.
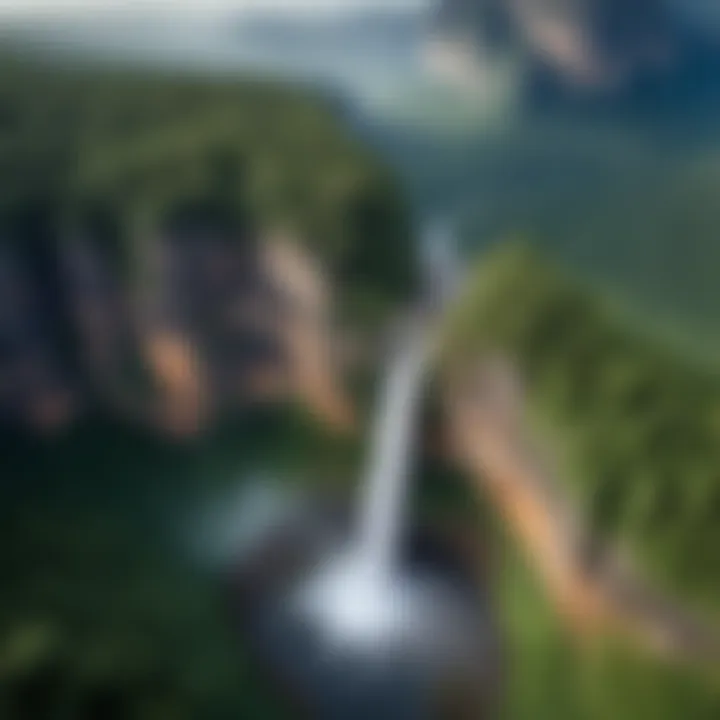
xmin=356 ymin=319 xmax=429 ymax=580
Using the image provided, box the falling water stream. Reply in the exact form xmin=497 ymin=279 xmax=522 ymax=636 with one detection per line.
xmin=357 ymin=219 xmax=459 ymax=583
xmin=296 ymin=221 xmax=463 ymax=653
xmin=355 ymin=317 xmax=429 ymax=584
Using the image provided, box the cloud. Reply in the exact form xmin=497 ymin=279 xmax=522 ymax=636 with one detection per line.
xmin=0 ymin=0 xmax=427 ymax=19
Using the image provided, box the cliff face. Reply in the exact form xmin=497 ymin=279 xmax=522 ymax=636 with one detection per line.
xmin=0 ymin=228 xmax=354 ymax=438
xmin=428 ymin=0 xmax=720 ymax=105
xmin=0 ymin=245 xmax=77 ymax=432
xmin=514 ymin=0 xmax=673 ymax=90
xmin=0 ymin=61 xmax=415 ymax=437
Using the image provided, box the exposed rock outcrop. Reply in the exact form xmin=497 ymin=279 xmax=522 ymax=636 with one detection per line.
xmin=1 ymin=228 xmax=354 ymax=438
xmin=446 ymin=357 xmax=720 ymax=668
xmin=427 ymin=0 xmax=720 ymax=106
xmin=261 ymin=235 xmax=354 ymax=431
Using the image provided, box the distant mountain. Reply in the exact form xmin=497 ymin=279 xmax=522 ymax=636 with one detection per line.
xmin=427 ymin=0 xmax=720 ymax=110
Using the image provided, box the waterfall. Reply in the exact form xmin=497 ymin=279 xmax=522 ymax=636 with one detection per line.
xmin=351 ymin=217 xmax=459 ymax=586
xmin=420 ymin=218 xmax=461 ymax=310
xmin=355 ymin=318 xmax=430 ymax=581
xmin=296 ymin=220 xmax=460 ymax=651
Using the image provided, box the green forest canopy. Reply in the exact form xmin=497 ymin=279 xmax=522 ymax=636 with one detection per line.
xmin=0 ymin=55 xmax=414 ymax=311
xmin=444 ymin=242 xmax=720 ymax=609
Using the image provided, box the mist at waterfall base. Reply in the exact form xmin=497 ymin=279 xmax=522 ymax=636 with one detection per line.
xmin=291 ymin=322 xmax=451 ymax=662
xmin=195 ymin=465 xmax=489 ymax=715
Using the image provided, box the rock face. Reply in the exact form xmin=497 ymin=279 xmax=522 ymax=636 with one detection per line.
xmin=0 ymin=229 xmax=353 ymax=437
xmin=428 ymin=0 xmax=720 ymax=105
xmin=0 ymin=246 xmax=78 ymax=432
xmin=0 ymin=55 xmax=419 ymax=439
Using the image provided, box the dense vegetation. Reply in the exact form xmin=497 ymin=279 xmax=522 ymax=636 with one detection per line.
xmin=446 ymin=242 xmax=720 ymax=605
xmin=0 ymin=55 xmax=414 ymax=311
xmin=443 ymin=242 xmax=720 ymax=716
xmin=0 ymin=410 xmax=364 ymax=718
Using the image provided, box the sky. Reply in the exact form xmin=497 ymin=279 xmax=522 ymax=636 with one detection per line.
xmin=0 ymin=0 xmax=426 ymax=18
